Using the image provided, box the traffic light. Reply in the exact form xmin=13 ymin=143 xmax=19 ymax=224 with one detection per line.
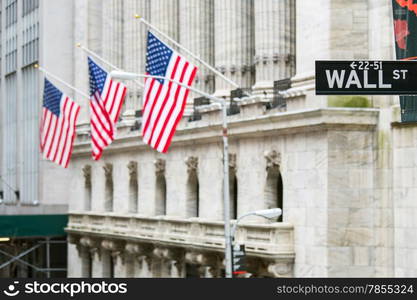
xmin=232 ymin=244 xmax=247 ymax=277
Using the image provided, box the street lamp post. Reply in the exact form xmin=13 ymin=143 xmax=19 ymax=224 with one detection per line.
xmin=230 ymin=208 xmax=282 ymax=277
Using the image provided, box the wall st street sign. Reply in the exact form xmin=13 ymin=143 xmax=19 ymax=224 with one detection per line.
xmin=315 ymin=60 xmax=417 ymax=95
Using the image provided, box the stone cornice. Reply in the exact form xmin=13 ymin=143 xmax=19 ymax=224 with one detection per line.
xmin=72 ymin=108 xmax=379 ymax=157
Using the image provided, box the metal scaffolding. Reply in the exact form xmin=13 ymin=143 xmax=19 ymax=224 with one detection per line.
xmin=0 ymin=238 xmax=67 ymax=278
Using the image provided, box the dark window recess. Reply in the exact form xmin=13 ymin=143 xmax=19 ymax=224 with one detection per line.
xmin=22 ymin=0 xmax=39 ymax=16
xmin=135 ymin=109 xmax=143 ymax=118
xmin=5 ymin=0 xmax=17 ymax=27
xmin=0 ymin=190 xmax=3 ymax=200
xmin=185 ymin=264 xmax=200 ymax=278
xmin=228 ymin=88 xmax=246 ymax=116
xmin=189 ymin=96 xmax=210 ymax=122
xmin=269 ymin=78 xmax=291 ymax=109
xmin=130 ymin=109 xmax=142 ymax=131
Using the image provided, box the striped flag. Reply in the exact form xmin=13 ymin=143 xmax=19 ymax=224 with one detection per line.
xmin=40 ymin=79 xmax=80 ymax=168
xmin=142 ymin=32 xmax=198 ymax=153
xmin=88 ymin=57 xmax=127 ymax=160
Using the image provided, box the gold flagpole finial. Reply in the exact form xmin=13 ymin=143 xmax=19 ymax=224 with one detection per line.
xmin=76 ymin=43 xmax=81 ymax=47
xmin=134 ymin=14 xmax=141 ymax=19
xmin=34 ymin=64 xmax=39 ymax=69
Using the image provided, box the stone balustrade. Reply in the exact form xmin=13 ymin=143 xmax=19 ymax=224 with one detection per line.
xmin=66 ymin=212 xmax=294 ymax=260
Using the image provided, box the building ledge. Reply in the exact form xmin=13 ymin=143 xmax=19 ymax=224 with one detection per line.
xmin=72 ymin=108 xmax=379 ymax=157
xmin=66 ymin=212 xmax=294 ymax=261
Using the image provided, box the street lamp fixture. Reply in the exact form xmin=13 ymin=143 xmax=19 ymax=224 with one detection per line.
xmin=230 ymin=208 xmax=282 ymax=240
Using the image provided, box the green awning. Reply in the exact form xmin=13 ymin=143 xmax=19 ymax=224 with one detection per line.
xmin=0 ymin=214 xmax=68 ymax=238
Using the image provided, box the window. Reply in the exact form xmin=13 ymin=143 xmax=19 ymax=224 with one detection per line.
xmin=22 ymin=22 xmax=39 ymax=66
xmin=82 ymin=165 xmax=92 ymax=211
xmin=128 ymin=162 xmax=138 ymax=213
xmin=103 ymin=164 xmax=113 ymax=212
xmin=22 ymin=0 xmax=39 ymax=67
xmin=155 ymin=174 xmax=166 ymax=215
xmin=185 ymin=157 xmax=199 ymax=218
xmin=229 ymin=170 xmax=238 ymax=220
xmin=5 ymin=37 xmax=17 ymax=74
xmin=265 ymin=168 xmax=283 ymax=222
xmin=5 ymin=0 xmax=17 ymax=28
xmin=22 ymin=0 xmax=39 ymax=16
xmin=155 ymin=159 xmax=166 ymax=216
xmin=229 ymin=154 xmax=238 ymax=219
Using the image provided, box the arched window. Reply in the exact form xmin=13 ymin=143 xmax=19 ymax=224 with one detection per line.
xmin=229 ymin=154 xmax=238 ymax=219
xmin=155 ymin=159 xmax=166 ymax=216
xmin=155 ymin=174 xmax=166 ymax=215
xmin=229 ymin=169 xmax=238 ymax=220
xmin=186 ymin=157 xmax=199 ymax=218
xmin=264 ymin=151 xmax=283 ymax=221
xmin=82 ymin=165 xmax=92 ymax=211
xmin=128 ymin=161 xmax=138 ymax=213
xmin=103 ymin=164 xmax=113 ymax=212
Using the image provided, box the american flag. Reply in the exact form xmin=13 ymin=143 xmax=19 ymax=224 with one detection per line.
xmin=142 ymin=32 xmax=198 ymax=153
xmin=40 ymin=79 xmax=81 ymax=168
xmin=88 ymin=57 xmax=127 ymax=160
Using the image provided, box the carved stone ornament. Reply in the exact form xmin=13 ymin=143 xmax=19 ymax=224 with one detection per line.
xmin=67 ymin=234 xmax=80 ymax=245
xmin=125 ymin=243 xmax=152 ymax=257
xmin=264 ymin=150 xmax=281 ymax=171
xmin=229 ymin=153 xmax=237 ymax=170
xmin=89 ymin=247 xmax=101 ymax=260
xmin=185 ymin=156 xmax=198 ymax=174
xmin=103 ymin=163 xmax=113 ymax=177
xmin=152 ymin=247 xmax=164 ymax=259
xmin=266 ymin=262 xmax=293 ymax=278
xmin=185 ymin=252 xmax=198 ymax=264
xmin=79 ymin=236 xmax=98 ymax=249
xmin=195 ymin=253 xmax=219 ymax=266
xmin=127 ymin=161 xmax=138 ymax=178
xmin=101 ymin=239 xmax=124 ymax=252
xmin=154 ymin=159 xmax=166 ymax=174
xmin=82 ymin=165 xmax=91 ymax=181
xmin=137 ymin=255 xmax=152 ymax=271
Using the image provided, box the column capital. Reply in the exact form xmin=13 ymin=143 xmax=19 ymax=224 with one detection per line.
xmin=266 ymin=261 xmax=293 ymax=278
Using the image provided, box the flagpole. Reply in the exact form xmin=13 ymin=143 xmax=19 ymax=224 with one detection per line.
xmin=110 ymin=70 xmax=234 ymax=277
xmin=34 ymin=64 xmax=90 ymax=99
xmin=134 ymin=14 xmax=246 ymax=94
xmin=76 ymin=43 xmax=145 ymax=88
xmin=110 ymin=71 xmax=222 ymax=104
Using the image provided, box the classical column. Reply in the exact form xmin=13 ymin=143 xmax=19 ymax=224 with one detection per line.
xmin=214 ymin=0 xmax=254 ymax=97
xmin=150 ymin=0 xmax=179 ymax=41
xmin=253 ymin=0 xmax=296 ymax=95
xmin=78 ymin=236 xmax=98 ymax=277
xmin=102 ymin=0 xmax=124 ymax=67
xmin=74 ymin=0 xmax=89 ymax=124
xmin=101 ymin=239 xmax=125 ymax=277
xmin=179 ymin=0 xmax=214 ymax=113
xmin=125 ymin=242 xmax=153 ymax=277
xmin=88 ymin=0 xmax=103 ymax=55
xmin=123 ymin=0 xmax=150 ymax=117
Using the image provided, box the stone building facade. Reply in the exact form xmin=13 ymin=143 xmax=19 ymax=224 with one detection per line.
xmin=9 ymin=0 xmax=415 ymax=277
